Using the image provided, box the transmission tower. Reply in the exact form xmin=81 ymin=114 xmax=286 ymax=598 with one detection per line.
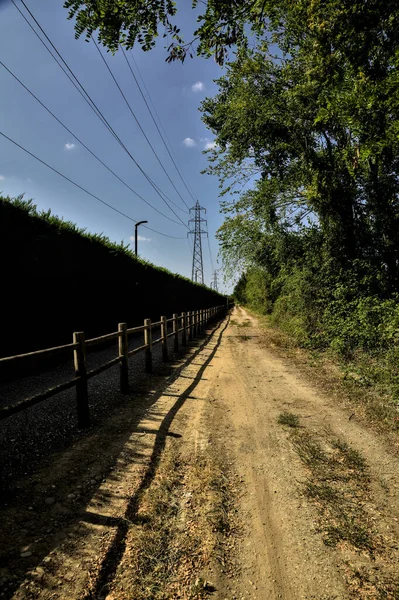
xmin=188 ymin=201 xmax=207 ymax=284
xmin=211 ymin=270 xmax=219 ymax=292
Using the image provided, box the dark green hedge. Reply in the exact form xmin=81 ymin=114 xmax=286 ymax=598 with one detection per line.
xmin=0 ymin=196 xmax=224 ymax=358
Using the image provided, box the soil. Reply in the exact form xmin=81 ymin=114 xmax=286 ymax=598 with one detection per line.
xmin=1 ymin=307 xmax=398 ymax=599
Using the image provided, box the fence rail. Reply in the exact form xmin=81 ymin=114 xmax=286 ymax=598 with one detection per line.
xmin=0 ymin=304 xmax=227 ymax=428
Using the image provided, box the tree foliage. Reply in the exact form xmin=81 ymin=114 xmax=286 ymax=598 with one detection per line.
xmin=202 ymin=1 xmax=399 ymax=286
xmin=65 ymin=0 xmax=275 ymax=62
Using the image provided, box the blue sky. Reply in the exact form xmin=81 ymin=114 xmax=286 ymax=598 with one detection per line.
xmin=0 ymin=0 xmax=230 ymax=292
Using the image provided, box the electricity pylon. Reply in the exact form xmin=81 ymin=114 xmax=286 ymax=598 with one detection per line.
xmin=188 ymin=201 xmax=207 ymax=284
xmin=210 ymin=270 xmax=218 ymax=292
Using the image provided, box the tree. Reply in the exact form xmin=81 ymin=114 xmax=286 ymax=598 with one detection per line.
xmin=200 ymin=1 xmax=399 ymax=292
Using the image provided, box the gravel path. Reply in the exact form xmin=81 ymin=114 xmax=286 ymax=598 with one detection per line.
xmin=0 ymin=322 xmax=188 ymax=491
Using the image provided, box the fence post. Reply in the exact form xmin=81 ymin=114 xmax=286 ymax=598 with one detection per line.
xmin=173 ymin=313 xmax=179 ymax=353
xmin=182 ymin=312 xmax=187 ymax=347
xmin=188 ymin=311 xmax=193 ymax=341
xmin=144 ymin=318 xmax=152 ymax=373
xmin=161 ymin=315 xmax=168 ymax=362
xmin=118 ymin=322 xmax=129 ymax=394
xmin=73 ymin=331 xmax=90 ymax=429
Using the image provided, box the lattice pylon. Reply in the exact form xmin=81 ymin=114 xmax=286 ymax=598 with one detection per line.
xmin=211 ymin=270 xmax=218 ymax=292
xmin=188 ymin=201 xmax=207 ymax=284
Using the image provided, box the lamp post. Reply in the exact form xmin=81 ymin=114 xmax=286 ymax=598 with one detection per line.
xmin=134 ymin=220 xmax=148 ymax=256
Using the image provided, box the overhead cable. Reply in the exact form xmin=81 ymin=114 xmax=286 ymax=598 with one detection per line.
xmin=92 ymin=41 xmax=189 ymax=214
xmin=0 ymin=130 xmax=185 ymax=239
xmin=12 ymin=0 xmax=188 ymax=229
xmin=130 ymin=52 xmax=199 ymax=205
xmin=0 ymin=60 xmax=183 ymax=227
xmin=122 ymin=48 xmax=194 ymax=208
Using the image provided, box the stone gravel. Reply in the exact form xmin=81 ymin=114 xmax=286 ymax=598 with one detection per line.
xmin=0 ymin=322 xmax=187 ymax=491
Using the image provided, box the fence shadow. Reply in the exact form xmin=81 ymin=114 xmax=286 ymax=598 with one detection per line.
xmin=83 ymin=314 xmax=230 ymax=599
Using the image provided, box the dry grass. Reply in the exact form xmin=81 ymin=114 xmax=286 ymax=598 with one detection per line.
xmin=291 ymin=429 xmax=399 ymax=598
xmin=278 ymin=411 xmax=300 ymax=428
xmin=292 ymin=430 xmax=373 ymax=552
xmin=106 ymin=435 xmax=239 ymax=599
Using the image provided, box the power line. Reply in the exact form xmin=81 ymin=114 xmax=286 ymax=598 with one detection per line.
xmin=130 ymin=52 xmax=199 ymax=205
xmin=13 ymin=0 xmax=189 ymax=229
xmin=0 ymin=60 xmax=183 ymax=228
xmin=207 ymin=234 xmax=215 ymax=274
xmin=11 ymin=0 xmax=110 ymax=130
xmin=93 ymin=40 xmax=189 ymax=216
xmin=122 ymin=48 xmax=195 ymax=209
xmin=0 ymin=130 xmax=185 ymax=239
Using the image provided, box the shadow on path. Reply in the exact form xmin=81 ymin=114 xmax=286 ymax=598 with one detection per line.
xmin=85 ymin=315 xmax=230 ymax=599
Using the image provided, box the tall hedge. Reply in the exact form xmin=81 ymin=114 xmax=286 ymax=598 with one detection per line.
xmin=0 ymin=196 xmax=224 ymax=357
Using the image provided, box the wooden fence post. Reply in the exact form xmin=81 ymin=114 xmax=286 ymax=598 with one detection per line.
xmin=118 ymin=322 xmax=129 ymax=394
xmin=161 ymin=315 xmax=168 ymax=362
xmin=73 ymin=331 xmax=90 ymax=429
xmin=188 ymin=311 xmax=193 ymax=341
xmin=173 ymin=313 xmax=179 ymax=353
xmin=144 ymin=318 xmax=152 ymax=373
xmin=182 ymin=312 xmax=187 ymax=347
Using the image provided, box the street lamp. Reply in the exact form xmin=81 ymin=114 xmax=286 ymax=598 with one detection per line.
xmin=134 ymin=220 xmax=148 ymax=256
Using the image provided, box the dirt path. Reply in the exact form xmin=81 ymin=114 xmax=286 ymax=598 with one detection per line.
xmin=1 ymin=308 xmax=399 ymax=599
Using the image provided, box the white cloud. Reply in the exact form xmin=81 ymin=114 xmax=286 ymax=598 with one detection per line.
xmin=201 ymin=137 xmax=218 ymax=151
xmin=191 ymin=81 xmax=205 ymax=92
xmin=64 ymin=143 xmax=76 ymax=150
xmin=183 ymin=137 xmax=196 ymax=148
xmin=0 ymin=175 xmax=4 ymax=181
xmin=129 ymin=235 xmax=151 ymax=242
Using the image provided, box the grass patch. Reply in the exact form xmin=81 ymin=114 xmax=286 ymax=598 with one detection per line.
xmin=292 ymin=430 xmax=376 ymax=556
xmin=278 ymin=411 xmax=300 ymax=428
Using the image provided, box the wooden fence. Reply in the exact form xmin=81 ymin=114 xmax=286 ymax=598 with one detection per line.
xmin=0 ymin=305 xmax=226 ymax=428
